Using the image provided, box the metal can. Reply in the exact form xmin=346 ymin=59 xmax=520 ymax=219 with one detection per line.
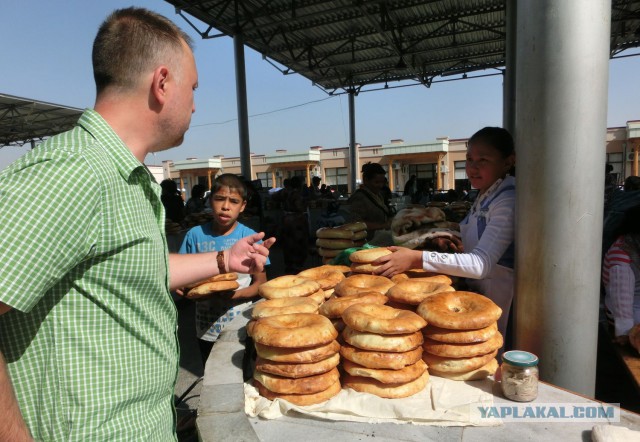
xmin=500 ymin=350 xmax=539 ymax=402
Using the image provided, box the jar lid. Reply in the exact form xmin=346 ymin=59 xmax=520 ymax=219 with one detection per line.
xmin=502 ymin=350 xmax=539 ymax=367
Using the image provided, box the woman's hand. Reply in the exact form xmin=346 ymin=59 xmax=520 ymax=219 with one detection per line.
xmin=372 ymin=246 xmax=423 ymax=277
xmin=227 ymin=233 xmax=275 ymax=274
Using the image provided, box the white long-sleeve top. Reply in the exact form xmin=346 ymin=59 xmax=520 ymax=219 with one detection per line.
xmin=421 ymin=176 xmax=516 ymax=336
xmin=421 ymin=176 xmax=515 ymax=278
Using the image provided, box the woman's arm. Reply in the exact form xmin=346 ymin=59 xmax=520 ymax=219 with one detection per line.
xmin=375 ymin=195 xmax=514 ymax=278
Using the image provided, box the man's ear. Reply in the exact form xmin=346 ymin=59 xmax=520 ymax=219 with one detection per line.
xmin=151 ymin=66 xmax=170 ymax=105
xmin=240 ymin=200 xmax=247 ymax=213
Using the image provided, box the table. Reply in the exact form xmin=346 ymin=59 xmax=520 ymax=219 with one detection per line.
xmin=195 ymin=308 xmax=640 ymax=441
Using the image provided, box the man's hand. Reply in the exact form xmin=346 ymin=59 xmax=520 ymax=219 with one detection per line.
xmin=227 ymin=233 xmax=275 ymax=274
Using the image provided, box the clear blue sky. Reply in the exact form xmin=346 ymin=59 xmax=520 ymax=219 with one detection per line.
xmin=2 ymin=0 xmax=639 ymax=170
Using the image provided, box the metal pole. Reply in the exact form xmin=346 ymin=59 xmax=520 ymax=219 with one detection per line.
xmin=233 ymin=33 xmax=252 ymax=180
xmin=503 ymin=0 xmax=516 ymax=134
xmin=348 ymin=89 xmax=357 ymax=194
xmin=514 ymin=0 xmax=610 ymax=395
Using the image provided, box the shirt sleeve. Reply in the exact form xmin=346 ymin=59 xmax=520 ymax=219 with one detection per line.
xmin=422 ymin=193 xmax=514 ymax=279
xmin=606 ymin=262 xmax=636 ymax=336
xmin=0 ymin=152 xmax=101 ymax=312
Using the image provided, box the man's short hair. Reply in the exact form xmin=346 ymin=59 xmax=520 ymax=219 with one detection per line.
xmin=92 ymin=7 xmax=193 ymax=95
xmin=212 ymin=174 xmax=248 ymax=201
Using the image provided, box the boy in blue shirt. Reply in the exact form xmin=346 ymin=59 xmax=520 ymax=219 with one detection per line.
xmin=179 ymin=174 xmax=269 ymax=364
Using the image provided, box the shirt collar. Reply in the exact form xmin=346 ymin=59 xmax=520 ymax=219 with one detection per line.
xmin=76 ymin=109 xmax=151 ymax=182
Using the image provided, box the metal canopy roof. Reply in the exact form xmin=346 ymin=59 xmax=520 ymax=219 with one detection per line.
xmin=167 ymin=0 xmax=640 ymax=93
xmin=0 ymin=94 xmax=83 ymax=148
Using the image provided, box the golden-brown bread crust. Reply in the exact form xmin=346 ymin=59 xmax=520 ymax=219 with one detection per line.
xmin=422 ymin=332 xmax=503 ymax=358
xmin=254 ymin=340 xmax=340 ymax=363
xmin=342 ymin=326 xmax=423 ymax=352
xmin=255 ymin=352 xmax=340 ymax=378
xmin=340 ymin=221 xmax=367 ymax=232
xmin=342 ymin=304 xmax=426 ymax=334
xmin=422 ymin=349 xmax=498 ymax=373
xmin=253 ymin=367 xmax=340 ymax=394
xmin=185 ymin=280 xmax=239 ymax=299
xmin=429 ymin=358 xmax=498 ymax=381
xmin=342 ymin=358 xmax=427 ymax=384
xmin=319 ymin=292 xmax=388 ymax=318
xmin=334 ymin=274 xmax=394 ymax=297
xmin=251 ymin=298 xmax=319 ymax=319
xmin=248 ymin=313 xmax=338 ymax=348
xmin=342 ymin=370 xmax=429 ymax=399
xmin=349 ymin=247 xmax=392 ymax=263
xmin=387 ymin=280 xmax=455 ymax=306
xmin=254 ymin=378 xmax=341 ymax=406
xmin=416 ymin=291 xmax=502 ymax=330
xmin=258 ymin=275 xmax=321 ymax=299
xmin=340 ymin=342 xmax=423 ymax=369
xmin=184 ymin=272 xmax=239 ymax=289
xmin=423 ymin=322 xmax=498 ymax=344
xmin=298 ymin=265 xmax=346 ymax=290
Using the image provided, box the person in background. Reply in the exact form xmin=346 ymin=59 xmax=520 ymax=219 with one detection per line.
xmin=186 ymin=183 xmax=207 ymax=215
xmin=403 ymin=174 xmax=417 ymax=203
xmin=603 ymin=204 xmax=640 ymax=345
xmin=347 ymin=162 xmax=393 ymax=240
xmin=281 ymin=175 xmax=309 ymax=273
xmin=603 ymin=176 xmax=640 ymax=258
xmin=179 ymin=174 xmax=268 ymax=365
xmin=373 ymin=127 xmax=516 ymax=343
xmin=161 ymin=178 xmax=186 ymax=223
xmin=310 ymin=176 xmax=322 ymax=200
xmin=0 ymin=8 xmax=273 ymax=441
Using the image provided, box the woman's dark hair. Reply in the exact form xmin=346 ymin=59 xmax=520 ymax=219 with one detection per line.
xmin=469 ymin=126 xmax=515 ymax=175
xmin=361 ymin=162 xmax=386 ymax=181
xmin=615 ymin=204 xmax=640 ymax=237
xmin=160 ymin=179 xmax=178 ymax=195
xmin=289 ymin=176 xmax=303 ymax=189
xmin=211 ymin=174 xmax=247 ymax=200
xmin=624 ymin=176 xmax=640 ymax=192
xmin=191 ymin=184 xmax=206 ymax=198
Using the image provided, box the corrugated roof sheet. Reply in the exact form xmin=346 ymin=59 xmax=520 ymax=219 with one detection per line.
xmin=166 ymin=0 xmax=640 ymax=92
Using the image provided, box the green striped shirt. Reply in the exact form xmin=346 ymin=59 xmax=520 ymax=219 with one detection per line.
xmin=0 ymin=110 xmax=178 ymax=441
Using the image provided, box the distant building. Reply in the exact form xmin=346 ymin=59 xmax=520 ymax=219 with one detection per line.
xmin=159 ymin=120 xmax=640 ymax=198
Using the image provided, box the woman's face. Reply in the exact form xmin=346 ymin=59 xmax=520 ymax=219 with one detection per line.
xmin=465 ymin=142 xmax=514 ymax=194
xmin=364 ymin=173 xmax=387 ymax=194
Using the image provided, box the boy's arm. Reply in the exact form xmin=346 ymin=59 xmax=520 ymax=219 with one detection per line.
xmin=231 ymin=271 xmax=267 ymax=300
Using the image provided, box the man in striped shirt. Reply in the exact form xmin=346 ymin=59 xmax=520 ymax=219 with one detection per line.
xmin=0 ymin=8 xmax=273 ymax=441
xmin=602 ymin=205 xmax=640 ymax=345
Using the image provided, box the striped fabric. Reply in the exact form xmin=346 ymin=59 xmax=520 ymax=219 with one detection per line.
xmin=0 ymin=110 xmax=178 ymax=441
xmin=602 ymin=237 xmax=640 ymax=336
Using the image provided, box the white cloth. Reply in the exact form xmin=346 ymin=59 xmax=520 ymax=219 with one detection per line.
xmin=421 ymin=176 xmax=515 ymax=337
xmin=592 ymin=425 xmax=640 ymax=442
xmin=244 ymin=376 xmax=500 ymax=427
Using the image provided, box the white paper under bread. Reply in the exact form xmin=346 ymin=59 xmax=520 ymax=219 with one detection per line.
xmin=244 ymin=375 xmax=500 ymax=427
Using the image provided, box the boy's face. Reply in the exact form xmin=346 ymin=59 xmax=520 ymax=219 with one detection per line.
xmin=210 ymin=186 xmax=246 ymax=228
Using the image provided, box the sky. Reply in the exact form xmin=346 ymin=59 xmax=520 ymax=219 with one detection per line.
xmin=2 ymin=0 xmax=640 ymax=171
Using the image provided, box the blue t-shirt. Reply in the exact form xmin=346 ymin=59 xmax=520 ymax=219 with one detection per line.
xmin=179 ymin=222 xmax=270 ymax=341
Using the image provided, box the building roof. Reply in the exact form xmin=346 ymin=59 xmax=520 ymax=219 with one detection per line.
xmin=0 ymin=93 xmax=83 ymax=147
xmin=167 ymin=0 xmax=640 ymax=93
